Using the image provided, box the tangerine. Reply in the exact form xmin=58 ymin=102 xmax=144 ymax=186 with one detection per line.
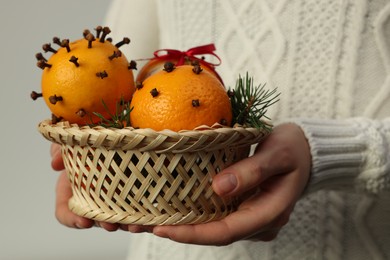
xmin=136 ymin=56 xmax=223 ymax=84
xmin=130 ymin=64 xmax=232 ymax=131
xmin=37 ymin=27 xmax=135 ymax=125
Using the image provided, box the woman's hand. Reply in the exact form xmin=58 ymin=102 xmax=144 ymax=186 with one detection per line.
xmin=51 ymin=143 xmax=123 ymax=231
xmin=52 ymin=122 xmax=312 ymax=244
xmin=151 ymin=123 xmax=312 ymax=245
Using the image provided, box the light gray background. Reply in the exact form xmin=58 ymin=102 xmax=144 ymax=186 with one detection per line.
xmin=0 ymin=1 xmax=133 ymax=259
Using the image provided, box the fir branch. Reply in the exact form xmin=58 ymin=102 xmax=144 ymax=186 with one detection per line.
xmin=89 ymin=97 xmax=132 ymax=128
xmin=229 ymin=72 xmax=280 ymax=130
xmin=89 ymin=73 xmax=279 ymax=130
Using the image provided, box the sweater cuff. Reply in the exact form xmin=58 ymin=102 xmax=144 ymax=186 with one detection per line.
xmin=288 ymin=118 xmax=367 ymax=193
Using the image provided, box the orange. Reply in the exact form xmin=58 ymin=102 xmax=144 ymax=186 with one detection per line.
xmin=40 ymin=37 xmax=135 ymax=125
xmin=136 ymin=57 xmax=223 ymax=84
xmin=130 ymin=64 xmax=232 ymax=131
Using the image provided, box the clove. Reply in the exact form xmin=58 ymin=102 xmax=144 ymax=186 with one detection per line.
xmin=83 ymin=29 xmax=91 ymax=38
xmin=35 ymin=52 xmax=47 ymax=62
xmin=76 ymin=109 xmax=86 ymax=118
xmin=150 ymin=88 xmax=159 ymax=97
xmin=192 ymin=64 xmax=203 ymax=74
xmin=51 ymin=114 xmax=63 ymax=124
xmin=85 ymin=33 xmax=95 ymax=48
xmin=227 ymin=90 xmax=235 ymax=98
xmin=135 ymin=81 xmax=143 ymax=90
xmin=61 ymin=39 xmax=71 ymax=52
xmin=49 ymin=95 xmax=63 ymax=105
xmin=42 ymin=43 xmax=57 ymax=54
xmin=69 ymin=56 xmax=79 ymax=67
xmin=94 ymin=26 xmax=103 ymax=38
xmin=52 ymin=37 xmax=62 ymax=47
xmin=163 ymin=61 xmax=175 ymax=72
xmin=115 ymin=37 xmax=130 ymax=48
xmin=192 ymin=99 xmax=200 ymax=107
xmin=30 ymin=91 xmax=43 ymax=100
xmin=99 ymin=27 xmax=111 ymax=42
xmin=108 ymin=50 xmax=122 ymax=60
xmin=128 ymin=60 xmax=137 ymax=70
xmin=220 ymin=118 xmax=228 ymax=126
xmin=37 ymin=60 xmax=52 ymax=70
xmin=96 ymin=71 xmax=108 ymax=79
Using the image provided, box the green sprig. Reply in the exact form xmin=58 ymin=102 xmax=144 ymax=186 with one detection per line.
xmin=89 ymin=73 xmax=279 ymax=130
xmin=89 ymin=97 xmax=132 ymax=128
xmin=229 ymin=73 xmax=280 ymax=130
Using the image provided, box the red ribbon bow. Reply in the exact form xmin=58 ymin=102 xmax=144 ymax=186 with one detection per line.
xmin=153 ymin=43 xmax=221 ymax=67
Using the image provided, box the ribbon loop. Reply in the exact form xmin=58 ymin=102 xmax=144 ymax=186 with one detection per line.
xmin=153 ymin=43 xmax=221 ymax=67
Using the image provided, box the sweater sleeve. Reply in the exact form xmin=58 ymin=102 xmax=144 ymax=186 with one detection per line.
xmin=291 ymin=117 xmax=390 ymax=195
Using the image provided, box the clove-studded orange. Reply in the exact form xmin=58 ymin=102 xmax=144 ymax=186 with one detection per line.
xmin=31 ymin=26 xmax=136 ymax=125
xmin=136 ymin=57 xmax=223 ymax=84
xmin=136 ymin=44 xmax=224 ymax=84
xmin=130 ymin=63 xmax=232 ymax=131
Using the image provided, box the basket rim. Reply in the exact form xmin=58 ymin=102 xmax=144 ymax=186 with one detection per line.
xmin=38 ymin=119 xmax=271 ymax=153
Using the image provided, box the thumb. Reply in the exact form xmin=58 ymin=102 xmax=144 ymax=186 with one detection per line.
xmin=212 ymin=154 xmax=272 ymax=197
xmin=212 ymin=124 xmax=304 ymax=197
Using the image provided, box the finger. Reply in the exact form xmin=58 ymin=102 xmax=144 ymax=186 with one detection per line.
xmin=153 ymin=208 xmax=261 ymax=245
xmin=212 ymin=148 xmax=283 ymax=197
xmin=55 ymin=171 xmax=94 ymax=229
xmin=251 ymin=229 xmax=280 ymax=242
xmin=51 ymin=144 xmax=65 ymax=171
xmin=127 ymin=225 xmax=154 ymax=233
xmin=120 ymin=224 xmax=130 ymax=231
xmin=245 ymin=208 xmax=292 ymax=241
xmin=127 ymin=225 xmax=144 ymax=233
xmin=154 ymin=170 xmax=299 ymax=245
xmin=96 ymin=222 xmax=120 ymax=232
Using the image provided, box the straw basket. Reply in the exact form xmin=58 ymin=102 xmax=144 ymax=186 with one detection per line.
xmin=38 ymin=120 xmax=270 ymax=225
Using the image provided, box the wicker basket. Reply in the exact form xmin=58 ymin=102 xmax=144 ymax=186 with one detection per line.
xmin=38 ymin=120 xmax=270 ymax=225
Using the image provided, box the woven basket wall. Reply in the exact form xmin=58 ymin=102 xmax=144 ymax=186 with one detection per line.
xmin=38 ymin=120 xmax=270 ymax=225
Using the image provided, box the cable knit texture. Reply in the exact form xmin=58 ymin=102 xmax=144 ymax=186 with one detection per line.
xmin=105 ymin=0 xmax=390 ymax=259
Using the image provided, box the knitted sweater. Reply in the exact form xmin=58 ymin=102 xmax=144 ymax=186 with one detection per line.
xmin=105 ymin=0 xmax=390 ymax=259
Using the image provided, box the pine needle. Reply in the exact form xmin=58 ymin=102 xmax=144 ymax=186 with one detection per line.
xmin=229 ymin=72 xmax=280 ymax=130
xmin=89 ymin=73 xmax=279 ymax=130
xmin=88 ymin=97 xmax=132 ymax=128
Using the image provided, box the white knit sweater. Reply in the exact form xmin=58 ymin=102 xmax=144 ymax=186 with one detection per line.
xmin=105 ymin=0 xmax=390 ymax=259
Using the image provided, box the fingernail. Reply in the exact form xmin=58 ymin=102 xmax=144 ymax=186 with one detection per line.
xmin=217 ymin=173 xmax=237 ymax=195
xmin=153 ymin=227 xmax=169 ymax=238
xmin=75 ymin=221 xmax=84 ymax=229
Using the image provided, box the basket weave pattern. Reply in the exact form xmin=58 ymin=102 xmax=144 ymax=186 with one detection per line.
xmin=39 ymin=120 xmax=270 ymax=225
